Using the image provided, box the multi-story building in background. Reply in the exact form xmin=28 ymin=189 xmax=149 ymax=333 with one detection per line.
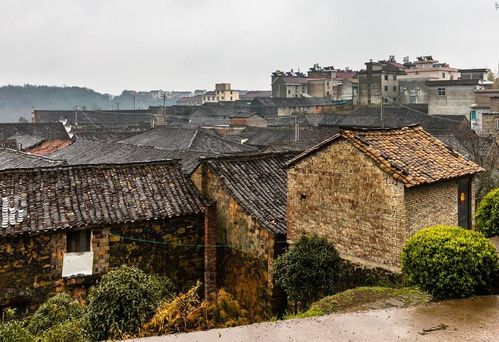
xmin=271 ymin=65 xmax=358 ymax=102
xmin=357 ymin=56 xmax=406 ymax=105
xmin=201 ymin=83 xmax=240 ymax=104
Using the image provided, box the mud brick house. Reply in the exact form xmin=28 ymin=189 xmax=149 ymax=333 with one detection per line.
xmin=191 ymin=153 xmax=291 ymax=318
xmin=0 ymin=161 xmax=206 ymax=309
xmin=286 ymin=126 xmax=484 ymax=271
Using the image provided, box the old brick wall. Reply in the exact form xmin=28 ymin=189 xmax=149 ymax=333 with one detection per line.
xmin=287 ymin=140 xmax=406 ymax=270
xmin=482 ymin=113 xmax=499 ymax=140
xmin=0 ymin=216 xmax=204 ymax=308
xmin=192 ymin=165 xmax=277 ymax=318
xmin=0 ymin=233 xmax=64 ymax=308
xmin=405 ymin=179 xmax=459 ymax=236
xmin=106 ymin=217 xmax=205 ymax=290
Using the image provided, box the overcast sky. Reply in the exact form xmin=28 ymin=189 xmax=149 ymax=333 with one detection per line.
xmin=0 ymin=0 xmax=498 ymax=94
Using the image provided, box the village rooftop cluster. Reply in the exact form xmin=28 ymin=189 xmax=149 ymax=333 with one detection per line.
xmin=0 ymin=55 xmax=498 ymax=334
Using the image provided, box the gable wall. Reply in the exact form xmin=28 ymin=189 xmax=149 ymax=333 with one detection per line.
xmin=287 ymin=140 xmax=407 ymax=270
xmin=191 ymin=165 xmax=278 ymax=319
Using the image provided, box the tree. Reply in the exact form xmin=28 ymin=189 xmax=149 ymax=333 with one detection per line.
xmin=273 ymin=235 xmax=342 ymax=310
xmin=455 ymin=128 xmax=499 ymax=202
xmin=475 ymin=188 xmax=499 ymax=237
xmin=18 ymin=116 xmax=28 ymax=123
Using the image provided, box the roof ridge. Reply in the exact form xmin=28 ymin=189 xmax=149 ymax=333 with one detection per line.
xmin=0 ymin=159 xmax=181 ymax=175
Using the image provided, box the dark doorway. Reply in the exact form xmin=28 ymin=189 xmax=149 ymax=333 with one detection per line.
xmin=458 ymin=179 xmax=471 ymax=229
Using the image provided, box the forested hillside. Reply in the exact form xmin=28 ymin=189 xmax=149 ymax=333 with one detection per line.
xmin=0 ymin=85 xmax=173 ymax=122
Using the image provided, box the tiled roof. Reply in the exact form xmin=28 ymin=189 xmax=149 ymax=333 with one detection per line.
xmin=0 ymin=148 xmax=65 ymax=170
xmin=251 ymin=97 xmax=334 ymax=107
xmin=231 ymin=126 xmax=339 ymax=147
xmin=203 ymin=153 xmax=292 ymax=235
xmin=0 ymin=161 xmax=205 ymax=237
xmin=48 ymin=139 xmax=213 ymax=174
xmin=118 ymin=127 xmax=257 ymax=154
xmin=0 ymin=123 xmax=70 ymax=140
xmin=6 ymin=134 xmax=45 ymax=150
xmin=25 ymin=140 xmax=73 ymax=157
xmin=287 ymin=126 xmax=484 ymax=187
xmin=33 ymin=109 xmax=154 ymax=125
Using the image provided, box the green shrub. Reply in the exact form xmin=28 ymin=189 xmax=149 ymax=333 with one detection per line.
xmin=84 ymin=265 xmax=163 ymax=341
xmin=273 ymin=235 xmax=342 ymax=309
xmin=401 ymin=225 xmax=498 ymax=299
xmin=38 ymin=319 xmax=85 ymax=342
xmin=151 ymin=275 xmax=176 ymax=302
xmin=26 ymin=293 xmax=85 ymax=335
xmin=0 ymin=321 xmax=33 ymax=342
xmin=475 ymin=188 xmax=499 ymax=237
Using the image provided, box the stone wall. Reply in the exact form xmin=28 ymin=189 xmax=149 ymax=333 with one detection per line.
xmin=192 ymin=165 xmax=279 ymax=318
xmin=0 ymin=215 xmax=204 ymax=309
xmin=287 ymin=140 xmax=407 ymax=271
xmin=405 ymin=179 xmax=459 ymax=236
xmin=482 ymin=113 xmax=499 ymax=141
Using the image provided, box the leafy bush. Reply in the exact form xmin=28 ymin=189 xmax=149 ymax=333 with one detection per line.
xmin=272 ymin=235 xmax=342 ymax=309
xmin=151 ymin=275 xmax=176 ymax=302
xmin=0 ymin=321 xmax=33 ymax=342
xmin=475 ymin=188 xmax=499 ymax=237
xmin=84 ymin=265 xmax=163 ymax=341
xmin=401 ymin=225 xmax=498 ymax=299
xmin=26 ymin=293 xmax=85 ymax=335
xmin=38 ymin=319 xmax=85 ymax=342
xmin=141 ymin=282 xmax=249 ymax=336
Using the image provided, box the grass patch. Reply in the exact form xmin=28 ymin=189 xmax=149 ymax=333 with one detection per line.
xmin=286 ymin=287 xmax=431 ymax=319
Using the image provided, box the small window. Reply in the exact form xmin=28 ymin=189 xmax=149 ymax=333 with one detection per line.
xmin=410 ymin=95 xmax=416 ymax=103
xmin=393 ymin=75 xmax=397 ymax=81
xmin=470 ymin=111 xmax=477 ymax=121
xmin=67 ymin=230 xmax=91 ymax=253
xmin=300 ymin=193 xmax=307 ymax=200
xmin=384 ymin=75 xmax=388 ymax=81
xmin=496 ymin=119 xmax=499 ymax=130
xmin=288 ymin=89 xmax=291 ymax=94
xmin=442 ymin=72 xmax=446 ymax=79
xmin=393 ymin=86 xmax=397 ymax=92
xmin=384 ymin=98 xmax=389 ymax=103
xmin=438 ymin=88 xmax=446 ymax=96
xmin=384 ymin=86 xmax=388 ymax=92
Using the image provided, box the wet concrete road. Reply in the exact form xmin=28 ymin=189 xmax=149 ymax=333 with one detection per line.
xmin=129 ymin=296 xmax=499 ymax=342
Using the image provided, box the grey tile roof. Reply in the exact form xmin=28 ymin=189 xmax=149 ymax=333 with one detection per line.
xmin=203 ymin=153 xmax=293 ymax=235
xmin=118 ymin=127 xmax=257 ymax=154
xmin=0 ymin=123 xmax=70 ymax=140
xmin=48 ymin=139 xmax=212 ymax=174
xmin=231 ymin=126 xmax=339 ymax=147
xmin=6 ymin=134 xmax=45 ymax=150
xmin=0 ymin=148 xmax=65 ymax=170
xmin=251 ymin=97 xmax=334 ymax=107
xmin=33 ymin=109 xmax=154 ymax=125
xmin=0 ymin=161 xmax=205 ymax=237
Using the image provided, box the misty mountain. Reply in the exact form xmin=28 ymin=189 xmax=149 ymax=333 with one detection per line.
xmin=0 ymin=85 xmax=174 ymax=122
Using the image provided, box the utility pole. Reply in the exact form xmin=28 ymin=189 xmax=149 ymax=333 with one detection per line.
xmin=116 ymin=102 xmax=120 ymax=111
xmin=380 ymin=96 xmax=384 ymax=129
xmin=74 ymin=106 xmax=78 ymax=136
xmin=133 ymin=95 xmax=136 ymax=110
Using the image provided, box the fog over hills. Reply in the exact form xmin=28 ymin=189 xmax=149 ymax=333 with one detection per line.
xmin=0 ymin=85 xmax=174 ymax=122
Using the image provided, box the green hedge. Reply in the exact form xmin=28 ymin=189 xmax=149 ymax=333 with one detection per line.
xmin=401 ymin=225 xmax=498 ymax=299
xmin=475 ymin=188 xmax=499 ymax=237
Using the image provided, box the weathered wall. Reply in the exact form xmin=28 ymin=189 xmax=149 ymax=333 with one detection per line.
xmin=359 ymin=74 xmax=382 ymax=105
xmin=287 ymin=140 xmax=407 ymax=270
xmin=192 ymin=165 xmax=278 ymax=318
xmin=428 ymin=85 xmax=476 ymax=117
xmin=405 ymin=180 xmax=459 ymax=236
xmin=0 ymin=216 xmax=204 ymax=308
xmin=482 ymin=113 xmax=499 ymax=140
